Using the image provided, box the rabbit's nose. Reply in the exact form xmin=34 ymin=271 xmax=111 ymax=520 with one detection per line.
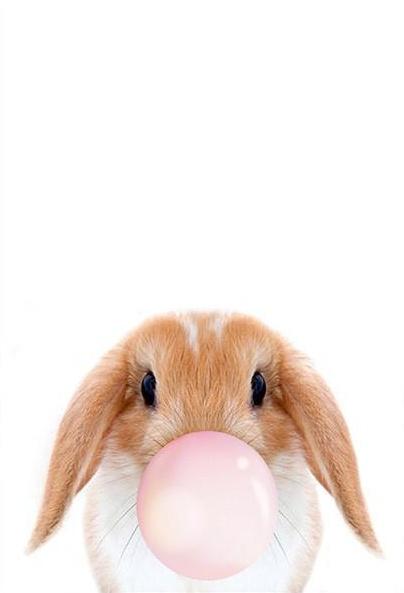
xmin=137 ymin=430 xmax=278 ymax=580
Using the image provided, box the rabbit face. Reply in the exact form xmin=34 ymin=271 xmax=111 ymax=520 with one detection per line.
xmin=112 ymin=313 xmax=296 ymax=470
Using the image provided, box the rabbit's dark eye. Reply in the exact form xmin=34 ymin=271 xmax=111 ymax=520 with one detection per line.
xmin=251 ymin=371 xmax=266 ymax=406
xmin=141 ymin=371 xmax=156 ymax=407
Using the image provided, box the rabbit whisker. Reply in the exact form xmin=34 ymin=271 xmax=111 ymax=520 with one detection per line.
xmin=278 ymin=507 xmax=310 ymax=548
xmin=274 ymin=532 xmax=289 ymax=565
xmin=118 ymin=524 xmax=139 ymax=569
xmin=97 ymin=500 xmax=137 ymax=549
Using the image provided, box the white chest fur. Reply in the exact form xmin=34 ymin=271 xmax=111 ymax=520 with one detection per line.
xmin=84 ymin=451 xmax=321 ymax=593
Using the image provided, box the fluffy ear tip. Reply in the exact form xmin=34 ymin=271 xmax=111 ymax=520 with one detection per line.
xmin=25 ymin=536 xmax=39 ymax=555
xmin=359 ymin=529 xmax=383 ymax=557
xmin=368 ymin=538 xmax=384 ymax=558
xmin=26 ymin=527 xmax=49 ymax=554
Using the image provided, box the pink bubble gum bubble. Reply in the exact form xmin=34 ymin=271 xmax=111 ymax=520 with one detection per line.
xmin=137 ymin=431 xmax=278 ymax=580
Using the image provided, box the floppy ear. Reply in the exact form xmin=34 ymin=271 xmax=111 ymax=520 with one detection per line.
xmin=278 ymin=340 xmax=380 ymax=553
xmin=28 ymin=342 xmax=129 ymax=552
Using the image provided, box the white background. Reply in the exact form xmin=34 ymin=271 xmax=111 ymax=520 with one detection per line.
xmin=1 ymin=1 xmax=404 ymax=592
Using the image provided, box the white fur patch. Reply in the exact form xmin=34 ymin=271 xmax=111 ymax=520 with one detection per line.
xmin=178 ymin=315 xmax=199 ymax=353
xmin=86 ymin=449 xmax=320 ymax=592
xmin=210 ymin=313 xmax=230 ymax=339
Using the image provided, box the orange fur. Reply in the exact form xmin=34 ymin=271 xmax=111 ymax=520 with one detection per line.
xmin=28 ymin=342 xmax=130 ymax=551
xmin=276 ymin=337 xmax=380 ymax=552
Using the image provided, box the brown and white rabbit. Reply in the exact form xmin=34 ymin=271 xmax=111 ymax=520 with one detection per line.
xmin=28 ymin=312 xmax=380 ymax=592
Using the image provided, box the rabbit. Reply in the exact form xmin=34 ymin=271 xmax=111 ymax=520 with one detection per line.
xmin=28 ymin=312 xmax=380 ymax=592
